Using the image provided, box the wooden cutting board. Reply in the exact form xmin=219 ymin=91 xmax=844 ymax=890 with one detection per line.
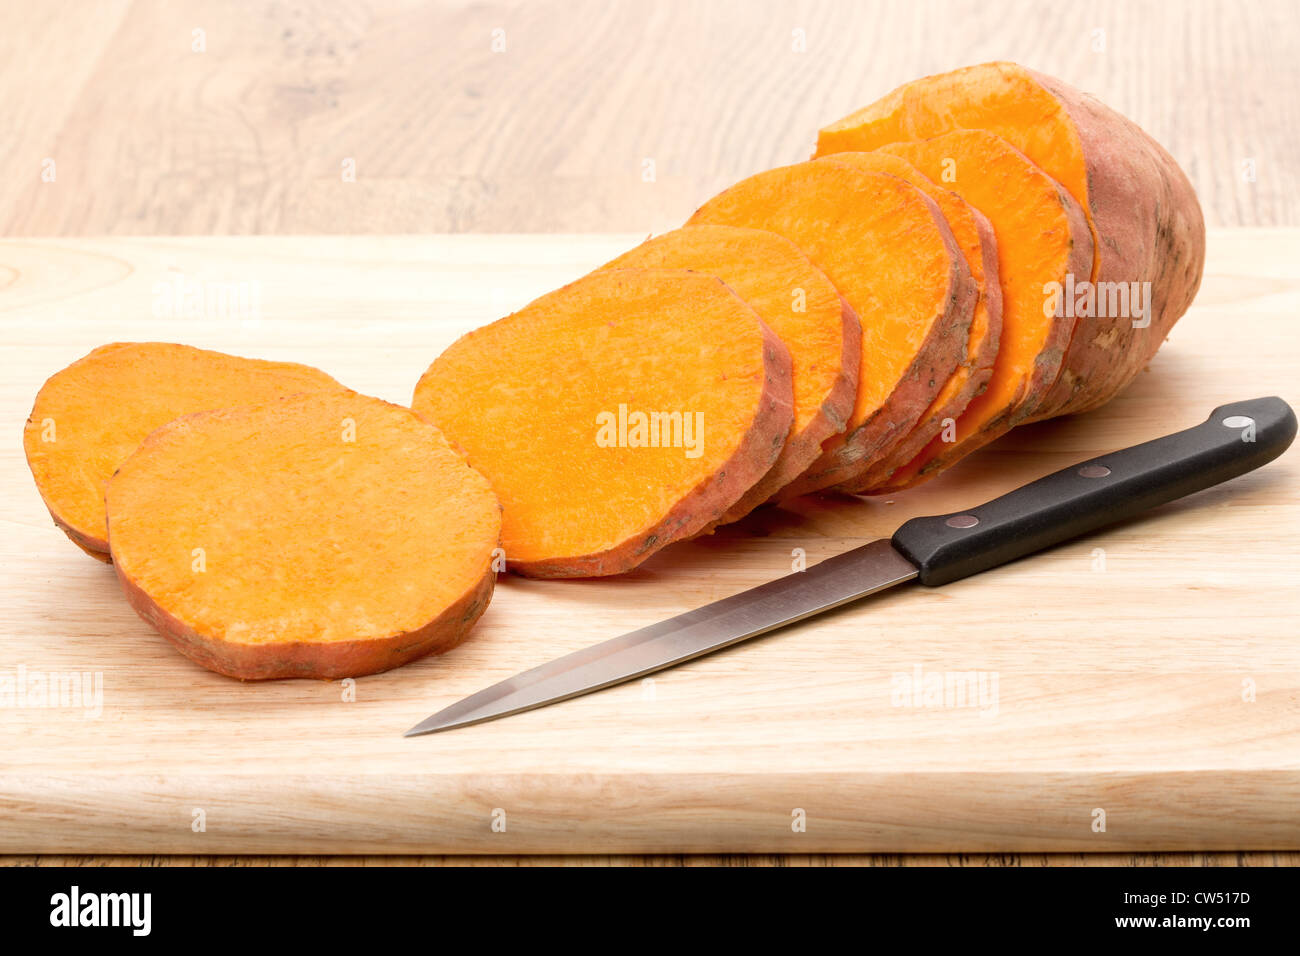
xmin=2 ymin=232 xmax=1297 ymax=854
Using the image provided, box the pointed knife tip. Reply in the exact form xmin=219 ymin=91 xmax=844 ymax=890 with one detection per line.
xmin=404 ymin=708 xmax=508 ymax=737
xmin=402 ymin=719 xmax=444 ymax=737
xmin=404 ymin=726 xmax=442 ymax=738
xmin=404 ymin=711 xmax=483 ymax=737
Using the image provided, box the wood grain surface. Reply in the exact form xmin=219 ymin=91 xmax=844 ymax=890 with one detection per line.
xmin=1 ymin=231 xmax=1297 ymax=857
xmin=9 ymin=852 xmax=1300 ymax=868
xmin=2 ymin=0 xmax=1296 ymax=236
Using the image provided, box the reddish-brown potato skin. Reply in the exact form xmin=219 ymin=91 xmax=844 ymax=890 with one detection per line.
xmin=512 ymin=322 xmax=795 ymax=577
xmin=52 ymin=517 xmax=113 ymax=561
xmin=866 ymin=175 xmax=1095 ymax=495
xmin=1025 ymin=70 xmax=1206 ymax=420
xmin=112 ymin=554 xmax=497 ymax=681
xmin=837 ymin=206 xmax=1004 ymax=494
xmin=713 ymin=295 xmax=860 ymax=525
xmin=770 ymin=191 xmax=977 ymax=501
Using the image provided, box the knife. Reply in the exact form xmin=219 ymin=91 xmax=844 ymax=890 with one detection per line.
xmin=406 ymin=396 xmax=1295 ymax=737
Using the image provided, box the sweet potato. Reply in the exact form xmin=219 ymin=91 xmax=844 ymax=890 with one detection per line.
xmin=23 ymin=342 xmax=345 ymax=560
xmin=813 ymin=152 xmax=1002 ymax=493
xmin=106 ymin=391 xmax=501 ymax=680
xmin=598 ymin=224 xmax=860 ymax=521
xmin=816 ymin=62 xmax=1205 ymax=420
xmin=689 ymin=161 xmax=975 ymax=497
xmin=411 ymin=268 xmax=793 ymax=577
xmin=846 ymin=131 xmax=1094 ymax=491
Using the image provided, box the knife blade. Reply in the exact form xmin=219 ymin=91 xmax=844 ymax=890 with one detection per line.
xmin=406 ymin=395 xmax=1295 ymax=737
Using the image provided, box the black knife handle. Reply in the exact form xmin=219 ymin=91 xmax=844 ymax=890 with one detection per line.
xmin=891 ymin=396 xmax=1296 ymax=587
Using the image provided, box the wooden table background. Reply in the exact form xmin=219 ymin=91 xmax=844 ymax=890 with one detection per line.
xmin=4 ymin=0 xmax=1296 ymax=235
xmin=3 ymin=0 xmax=1296 ymax=866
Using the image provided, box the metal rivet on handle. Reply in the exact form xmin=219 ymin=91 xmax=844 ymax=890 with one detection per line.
xmin=945 ymin=514 xmax=979 ymax=529
xmin=1078 ymin=464 xmax=1111 ymax=478
xmin=1223 ymin=415 xmax=1255 ymax=429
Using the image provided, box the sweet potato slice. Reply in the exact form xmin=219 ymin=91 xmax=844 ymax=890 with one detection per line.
xmin=855 ymin=131 xmax=1094 ymax=490
xmin=816 ymin=61 xmax=1205 ymax=418
xmin=106 ymin=391 xmax=501 ymax=680
xmin=23 ymin=342 xmax=345 ymax=560
xmin=813 ymin=152 xmax=1002 ymax=493
xmin=598 ymin=224 xmax=860 ymax=521
xmin=411 ymin=268 xmax=793 ymax=577
xmin=689 ymin=161 xmax=975 ymax=497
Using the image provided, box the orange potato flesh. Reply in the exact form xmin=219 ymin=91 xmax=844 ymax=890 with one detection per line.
xmin=689 ymin=161 xmax=974 ymax=497
xmin=858 ymin=131 xmax=1094 ymax=490
xmin=599 ymin=223 xmax=860 ymax=521
xmin=23 ymin=342 xmax=346 ymax=558
xmin=106 ymin=391 xmax=502 ymax=680
xmin=412 ymin=268 xmax=793 ymax=577
xmin=814 ymin=152 xmax=1002 ymax=493
xmin=817 ymin=61 xmax=1204 ymax=419
xmin=819 ymin=63 xmax=1092 ymax=274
